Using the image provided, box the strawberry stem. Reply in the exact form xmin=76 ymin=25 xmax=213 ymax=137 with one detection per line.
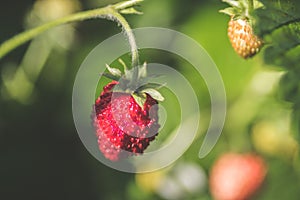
xmin=109 ymin=9 xmax=139 ymax=68
xmin=0 ymin=0 xmax=142 ymax=62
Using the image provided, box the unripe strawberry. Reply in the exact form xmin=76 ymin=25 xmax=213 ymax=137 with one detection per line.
xmin=228 ymin=18 xmax=263 ymax=59
xmin=93 ymin=80 xmax=160 ymax=161
xmin=220 ymin=0 xmax=264 ymax=59
xmin=209 ymin=153 xmax=267 ymax=200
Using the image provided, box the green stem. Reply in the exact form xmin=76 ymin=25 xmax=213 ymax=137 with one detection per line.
xmin=0 ymin=0 xmax=142 ymax=65
xmin=110 ymin=10 xmax=139 ymax=67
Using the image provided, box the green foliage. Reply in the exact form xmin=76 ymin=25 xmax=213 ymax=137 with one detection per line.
xmin=255 ymin=0 xmax=300 ymax=36
xmin=255 ymin=0 xmax=300 ymax=138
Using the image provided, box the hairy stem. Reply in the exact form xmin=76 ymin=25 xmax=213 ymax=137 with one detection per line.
xmin=0 ymin=0 xmax=142 ymax=65
xmin=110 ymin=9 xmax=139 ymax=67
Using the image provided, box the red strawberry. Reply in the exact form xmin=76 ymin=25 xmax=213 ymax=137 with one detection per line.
xmin=209 ymin=153 xmax=267 ymax=200
xmin=228 ymin=18 xmax=263 ymax=59
xmin=93 ymin=81 xmax=160 ymax=161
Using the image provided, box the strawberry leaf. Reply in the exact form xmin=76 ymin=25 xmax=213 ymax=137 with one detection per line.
xmin=254 ymin=0 xmax=300 ymax=139
xmin=254 ymin=0 xmax=300 ymax=37
xmin=254 ymin=0 xmax=300 ymax=68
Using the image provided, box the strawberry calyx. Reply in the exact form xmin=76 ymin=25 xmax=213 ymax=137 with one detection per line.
xmin=102 ymin=59 xmax=164 ymax=108
xmin=220 ymin=0 xmax=264 ymax=21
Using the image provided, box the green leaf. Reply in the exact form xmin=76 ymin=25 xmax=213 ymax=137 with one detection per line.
xmin=141 ymin=88 xmax=164 ymax=101
xmin=254 ymin=0 xmax=300 ymax=142
xmin=255 ymin=0 xmax=300 ymax=36
xmin=106 ymin=64 xmax=122 ymax=77
xmin=254 ymin=0 xmax=300 ymax=68
xmin=132 ymin=92 xmax=146 ymax=108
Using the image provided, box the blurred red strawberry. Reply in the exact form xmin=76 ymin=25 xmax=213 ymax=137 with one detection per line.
xmin=209 ymin=153 xmax=267 ymax=200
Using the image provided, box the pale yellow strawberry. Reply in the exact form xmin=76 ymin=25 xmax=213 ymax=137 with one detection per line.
xmin=228 ymin=17 xmax=263 ymax=59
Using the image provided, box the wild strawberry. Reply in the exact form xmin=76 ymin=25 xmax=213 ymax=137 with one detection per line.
xmin=209 ymin=153 xmax=267 ymax=200
xmin=93 ymin=61 xmax=164 ymax=161
xmin=220 ymin=0 xmax=264 ymax=58
xmin=228 ymin=18 xmax=263 ymax=58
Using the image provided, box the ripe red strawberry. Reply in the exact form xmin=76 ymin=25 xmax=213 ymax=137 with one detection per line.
xmin=228 ymin=18 xmax=263 ymax=59
xmin=209 ymin=153 xmax=267 ymax=200
xmin=93 ymin=80 xmax=160 ymax=161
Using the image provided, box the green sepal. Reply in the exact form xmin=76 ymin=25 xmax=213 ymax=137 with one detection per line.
xmin=101 ymin=72 xmax=120 ymax=81
xmin=219 ymin=7 xmax=239 ymax=16
xmin=124 ymin=69 xmax=133 ymax=80
xmin=132 ymin=92 xmax=147 ymax=108
xmin=128 ymin=66 xmax=139 ymax=88
xmin=253 ymin=0 xmax=264 ymax=9
xmin=222 ymin=0 xmax=241 ymax=9
xmin=141 ymin=88 xmax=164 ymax=102
xmin=120 ymin=8 xmax=143 ymax=15
xmin=138 ymin=62 xmax=147 ymax=78
xmin=106 ymin=64 xmax=122 ymax=77
xmin=118 ymin=58 xmax=128 ymax=72
xmin=220 ymin=0 xmax=264 ymax=18
xmin=103 ymin=59 xmax=164 ymax=103
xmin=136 ymin=83 xmax=166 ymax=92
xmin=118 ymin=59 xmax=133 ymax=80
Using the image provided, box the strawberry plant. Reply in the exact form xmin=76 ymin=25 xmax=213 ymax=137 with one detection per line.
xmin=254 ymin=0 xmax=300 ymax=141
xmin=221 ymin=0 xmax=300 ymax=144
xmin=0 ymin=0 xmax=166 ymax=162
xmin=1 ymin=0 xmax=300 ymax=199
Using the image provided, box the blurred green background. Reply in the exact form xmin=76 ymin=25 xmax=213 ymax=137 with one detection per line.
xmin=0 ymin=0 xmax=300 ymax=199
